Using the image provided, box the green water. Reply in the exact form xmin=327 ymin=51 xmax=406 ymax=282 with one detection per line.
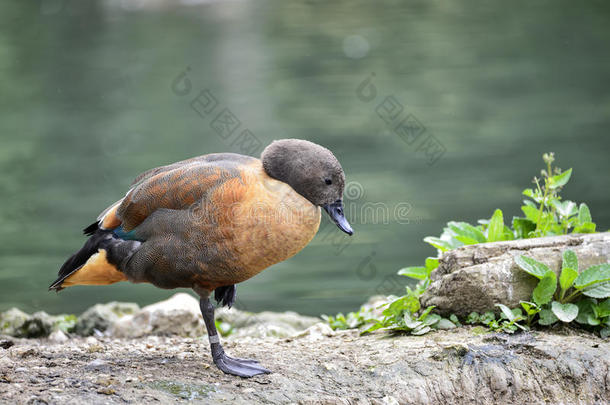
xmin=1 ymin=0 xmax=609 ymax=317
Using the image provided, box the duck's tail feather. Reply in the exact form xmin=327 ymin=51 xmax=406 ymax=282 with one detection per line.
xmin=214 ymin=285 xmax=237 ymax=308
xmin=50 ymin=229 xmax=140 ymax=291
xmin=83 ymin=222 xmax=99 ymax=236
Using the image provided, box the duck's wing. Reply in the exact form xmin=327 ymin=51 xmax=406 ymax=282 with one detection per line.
xmin=92 ymin=153 xmax=257 ymax=234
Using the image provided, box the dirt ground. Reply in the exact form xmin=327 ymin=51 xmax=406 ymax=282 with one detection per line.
xmin=0 ymin=327 xmax=608 ymax=405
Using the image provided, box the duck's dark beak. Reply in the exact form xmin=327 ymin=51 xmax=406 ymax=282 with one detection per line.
xmin=323 ymin=201 xmax=353 ymax=235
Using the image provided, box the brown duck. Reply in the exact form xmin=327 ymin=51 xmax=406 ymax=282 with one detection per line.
xmin=50 ymin=139 xmax=353 ymax=377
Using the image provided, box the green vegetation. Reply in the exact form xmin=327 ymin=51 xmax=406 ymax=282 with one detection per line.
xmin=514 ymin=250 xmax=610 ymax=337
xmin=326 ymin=153 xmax=608 ymax=337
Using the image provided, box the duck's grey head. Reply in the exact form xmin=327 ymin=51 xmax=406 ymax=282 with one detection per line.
xmin=261 ymin=139 xmax=353 ymax=235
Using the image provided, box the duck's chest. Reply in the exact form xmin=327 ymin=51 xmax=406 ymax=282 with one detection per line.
xmin=226 ymin=172 xmax=321 ymax=277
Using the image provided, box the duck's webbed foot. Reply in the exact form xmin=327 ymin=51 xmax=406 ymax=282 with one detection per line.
xmin=199 ymin=295 xmax=272 ymax=378
xmin=211 ymin=343 xmax=271 ymax=377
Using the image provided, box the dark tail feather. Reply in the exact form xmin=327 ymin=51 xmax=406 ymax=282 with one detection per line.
xmin=214 ymin=285 xmax=237 ymax=308
xmin=83 ymin=221 xmax=99 ymax=236
xmin=50 ymin=229 xmax=114 ymax=291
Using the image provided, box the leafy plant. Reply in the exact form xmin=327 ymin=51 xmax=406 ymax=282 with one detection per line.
xmin=325 ymin=153 xmax=604 ymax=336
xmin=465 ymin=305 xmax=527 ymax=334
xmin=520 ymin=153 xmax=595 ymax=236
xmin=515 ymin=249 xmax=610 ymax=335
xmin=361 ymin=296 xmax=457 ymax=335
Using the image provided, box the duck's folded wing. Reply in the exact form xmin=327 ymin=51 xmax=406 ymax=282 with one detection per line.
xmin=117 ymin=161 xmax=249 ymax=231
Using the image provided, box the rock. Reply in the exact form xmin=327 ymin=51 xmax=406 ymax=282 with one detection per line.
xmin=291 ymin=322 xmax=335 ymax=341
xmin=0 ymin=308 xmax=30 ymax=337
xmin=422 ymin=233 xmax=610 ymax=316
xmin=74 ymin=302 xmax=139 ymax=336
xmin=48 ymin=330 xmax=68 ymax=343
xmin=94 ymin=293 xmax=322 ymax=339
xmin=0 ymin=321 xmax=608 ymax=403
xmin=217 ymin=308 xmax=321 ymax=340
xmin=23 ymin=312 xmax=55 ymax=338
xmin=0 ymin=309 xmax=60 ymax=338
xmin=84 ymin=359 xmax=109 ymax=371
xmin=0 ymin=339 xmax=15 ymax=349
xmin=108 ymin=293 xmax=205 ymax=338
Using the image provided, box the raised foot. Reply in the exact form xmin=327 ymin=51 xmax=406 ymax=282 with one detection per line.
xmin=214 ymin=353 xmax=271 ymax=378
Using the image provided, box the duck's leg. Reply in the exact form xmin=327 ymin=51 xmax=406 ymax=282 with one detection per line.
xmin=198 ymin=297 xmax=271 ymax=378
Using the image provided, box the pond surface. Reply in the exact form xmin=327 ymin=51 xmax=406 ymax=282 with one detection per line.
xmin=1 ymin=0 xmax=609 ymax=316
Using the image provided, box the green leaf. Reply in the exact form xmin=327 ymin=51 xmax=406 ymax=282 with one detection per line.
xmin=533 ymin=271 xmax=557 ymax=306
xmin=495 ymin=303 xmax=516 ymax=321
xmin=410 ymin=325 xmax=432 ymax=335
xmin=578 ymin=203 xmax=592 ymax=224
xmin=465 ymin=312 xmax=479 ymax=324
xmin=520 ymin=301 xmax=541 ymax=316
xmin=559 ymin=267 xmax=578 ymax=293
xmin=515 ymin=255 xmax=551 ymax=279
xmin=573 ymin=221 xmax=596 ymax=234
xmin=562 ymin=249 xmax=578 ymax=273
xmin=521 ymin=205 xmax=540 ymax=222
xmin=434 ymin=318 xmax=456 ymax=329
xmin=551 ymin=301 xmax=579 ymax=322
xmin=512 ymin=217 xmax=536 ymax=239
xmin=600 ymin=327 xmax=610 ymax=339
xmin=574 ymin=264 xmax=610 ymax=289
xmin=402 ymin=312 xmax=421 ymax=329
xmin=549 ymin=168 xmax=572 ymax=189
xmin=423 ymin=313 xmax=441 ymax=326
xmin=480 ymin=311 xmax=496 ymax=324
xmin=582 ymin=281 xmax=610 ymax=299
xmin=362 ymin=322 xmax=385 ymax=334
xmin=538 ymin=308 xmax=559 ymax=326
xmin=596 ymin=298 xmax=610 ymax=318
xmin=417 ymin=306 xmax=436 ymax=322
xmin=449 ymin=314 xmax=461 ymax=326
xmin=551 ymin=200 xmax=577 ymax=218
xmin=502 ymin=225 xmax=515 ymax=241
xmin=575 ymin=298 xmax=598 ymax=325
xmin=423 ymin=237 xmax=453 ymax=252
xmin=487 ymin=209 xmax=505 ymax=242
xmin=447 ymin=222 xmax=486 ymax=243
xmin=397 ymin=266 xmax=428 ymax=280
xmin=523 ymin=188 xmax=543 ymax=204
xmin=511 ymin=307 xmax=524 ymax=319
xmin=425 ymin=257 xmax=439 ymax=271
xmin=455 ymin=236 xmax=480 ymax=245
xmin=522 ymin=188 xmax=535 ymax=199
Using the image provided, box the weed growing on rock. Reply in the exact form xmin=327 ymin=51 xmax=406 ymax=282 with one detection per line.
xmin=514 ymin=250 xmax=610 ymax=337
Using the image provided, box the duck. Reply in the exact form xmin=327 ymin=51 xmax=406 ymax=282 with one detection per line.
xmin=49 ymin=139 xmax=353 ymax=378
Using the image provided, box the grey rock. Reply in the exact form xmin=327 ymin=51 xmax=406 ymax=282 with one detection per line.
xmin=217 ymin=308 xmax=321 ymax=340
xmin=109 ymin=293 xmax=204 ymax=338
xmin=74 ymin=302 xmax=139 ymax=336
xmin=24 ymin=312 xmax=55 ymax=338
xmin=107 ymin=293 xmax=324 ymax=339
xmin=84 ymin=358 xmax=109 ymax=371
xmin=422 ymin=232 xmax=610 ymax=316
xmin=0 ymin=309 xmax=61 ymax=338
xmin=0 ymin=319 xmax=609 ymax=404
xmin=48 ymin=330 xmax=68 ymax=343
xmin=0 ymin=308 xmax=31 ymax=337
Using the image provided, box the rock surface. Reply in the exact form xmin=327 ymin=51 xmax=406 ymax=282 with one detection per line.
xmin=0 ymin=293 xmax=321 ymax=340
xmin=75 ymin=302 xmax=140 ymax=336
xmin=0 ymin=327 xmax=607 ymax=404
xmin=422 ymin=232 xmax=610 ymax=316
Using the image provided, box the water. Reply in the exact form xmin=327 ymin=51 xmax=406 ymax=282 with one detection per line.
xmin=1 ymin=0 xmax=609 ymax=317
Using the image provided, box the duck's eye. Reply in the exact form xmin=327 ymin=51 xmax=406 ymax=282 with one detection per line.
xmin=324 ymin=178 xmax=332 ymax=185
